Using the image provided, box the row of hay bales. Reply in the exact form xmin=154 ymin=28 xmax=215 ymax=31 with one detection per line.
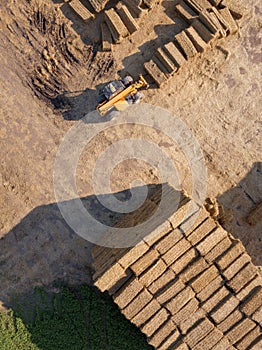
xmin=144 ymin=0 xmax=241 ymax=87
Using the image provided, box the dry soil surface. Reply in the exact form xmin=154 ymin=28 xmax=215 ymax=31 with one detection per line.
xmin=0 ymin=0 xmax=261 ymax=307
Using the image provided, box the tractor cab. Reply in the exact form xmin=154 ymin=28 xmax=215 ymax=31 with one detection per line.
xmin=103 ymin=80 xmax=126 ymax=100
xmin=96 ymin=75 xmax=148 ymax=116
xmin=99 ymin=76 xmax=134 ymax=103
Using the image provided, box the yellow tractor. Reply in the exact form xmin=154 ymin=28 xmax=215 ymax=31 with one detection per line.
xmin=96 ymin=74 xmax=149 ymax=116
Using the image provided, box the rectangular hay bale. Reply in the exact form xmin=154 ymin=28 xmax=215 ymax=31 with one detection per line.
xmin=166 ymin=286 xmax=194 ymax=314
xmin=158 ymin=329 xmax=181 ymax=350
xmin=179 ymin=207 xmax=210 ymax=237
xmin=211 ymin=6 xmax=231 ymax=34
xmin=191 ymin=265 xmax=219 ymax=293
xmin=154 ymin=48 xmax=177 ymax=74
xmin=88 ymin=0 xmax=107 ymax=12
xmin=192 ymin=18 xmax=215 ymax=43
xmin=131 ymin=249 xmax=159 ymax=276
xmin=235 ymin=326 xmax=261 ymax=350
xmin=184 ymin=0 xmax=211 ymax=14
xmin=216 ymin=241 xmax=245 ymax=270
xmin=157 ymin=278 xmax=185 ymax=304
xmin=143 ymin=220 xmax=172 ymax=247
xmin=187 ymin=217 xmax=217 ymax=245
xmin=69 ymin=0 xmax=95 ymax=21
xmin=155 ymin=228 xmax=183 ymax=255
xmin=209 ymin=11 xmax=227 ymax=37
xmin=219 ymin=6 xmax=238 ymax=34
xmin=179 ymin=257 xmax=209 ymax=284
xmin=148 ymin=268 xmax=176 ymax=295
xmin=139 ymin=259 xmax=167 ymax=287
xmin=141 ymin=308 xmax=169 ymax=337
xmin=116 ymin=3 xmax=139 ymax=34
xmin=184 ymin=318 xmax=214 ymax=348
xmin=94 ymin=262 xmax=128 ymax=292
xmin=144 ymin=60 xmax=169 ymax=87
xmin=172 ymin=298 xmax=199 ymax=325
xmin=185 ymin=26 xmax=209 ymax=53
xmin=211 ymin=337 xmax=231 ymax=350
xmin=196 ymin=227 xmax=228 ymax=256
xmin=202 ymin=286 xmax=230 ymax=313
xmin=175 ymin=2 xmax=198 ymax=24
xmin=171 ymin=248 xmax=198 ymax=274
xmin=197 ymin=275 xmax=224 ymax=302
xmin=252 ymin=305 xmax=262 ymax=324
xmin=100 ymin=22 xmax=112 ymax=52
xmin=223 ymin=253 xmax=251 ymax=280
xmin=149 ymin=319 xmax=177 ymax=348
xmin=180 ymin=309 xmax=205 ymax=334
xmin=174 ymin=31 xmax=198 ymax=59
xmin=205 ymin=236 xmax=232 ymax=263
xmin=162 ymin=238 xmax=191 ymax=266
xmin=113 ymin=276 xmax=143 ymax=309
xmin=240 ymin=286 xmax=262 ymax=316
xmin=122 ymin=0 xmax=147 ymax=18
xmin=118 ymin=242 xmax=149 ymax=269
xmin=131 ymin=299 xmax=161 ymax=327
xmin=105 ymin=8 xmax=129 ymax=43
xmin=199 ymin=10 xmax=220 ymax=36
xmin=227 ymin=263 xmax=258 ymax=293
xmin=217 ymin=309 xmax=243 ymax=333
xmin=163 ymin=41 xmax=187 ymax=68
xmin=236 ymin=275 xmax=262 ymax=301
xmin=122 ymin=289 xmax=152 ymax=319
xmin=167 ymin=196 xmax=192 ymax=229
xmin=226 ymin=318 xmax=256 ymax=345
xmin=210 ymin=295 xmax=239 ymax=324
xmin=220 ymin=0 xmax=245 ymax=19
xmin=108 ymin=268 xmax=133 ymax=295
xmin=193 ymin=328 xmax=224 ymax=350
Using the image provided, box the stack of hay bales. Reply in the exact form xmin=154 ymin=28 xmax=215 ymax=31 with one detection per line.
xmin=92 ymin=186 xmax=262 ymax=349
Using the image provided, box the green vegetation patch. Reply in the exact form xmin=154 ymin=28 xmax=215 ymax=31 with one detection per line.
xmin=0 ymin=286 xmax=153 ymax=350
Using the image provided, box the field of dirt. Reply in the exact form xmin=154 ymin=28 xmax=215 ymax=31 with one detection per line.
xmin=0 ymin=0 xmax=261 ymax=307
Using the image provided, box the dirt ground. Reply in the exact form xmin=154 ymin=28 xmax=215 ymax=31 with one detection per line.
xmin=0 ymin=0 xmax=261 ymax=306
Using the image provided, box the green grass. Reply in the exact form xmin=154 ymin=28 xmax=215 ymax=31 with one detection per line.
xmin=0 ymin=286 xmax=153 ymax=350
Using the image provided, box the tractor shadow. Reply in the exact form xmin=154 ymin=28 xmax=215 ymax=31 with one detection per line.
xmin=51 ymin=83 xmax=108 ymax=121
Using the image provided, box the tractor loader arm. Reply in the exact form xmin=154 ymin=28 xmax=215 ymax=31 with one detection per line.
xmin=96 ymin=75 xmax=149 ymax=116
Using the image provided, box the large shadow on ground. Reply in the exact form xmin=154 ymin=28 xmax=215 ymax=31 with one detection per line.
xmin=218 ymin=162 xmax=262 ymax=265
xmin=0 ymin=183 xmax=185 ymax=310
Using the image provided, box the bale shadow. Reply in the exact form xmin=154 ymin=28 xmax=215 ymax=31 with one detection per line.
xmin=121 ymin=16 xmax=186 ymax=83
xmin=52 ymin=0 xmax=120 ymax=46
xmin=218 ymin=162 xmax=262 ymax=265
